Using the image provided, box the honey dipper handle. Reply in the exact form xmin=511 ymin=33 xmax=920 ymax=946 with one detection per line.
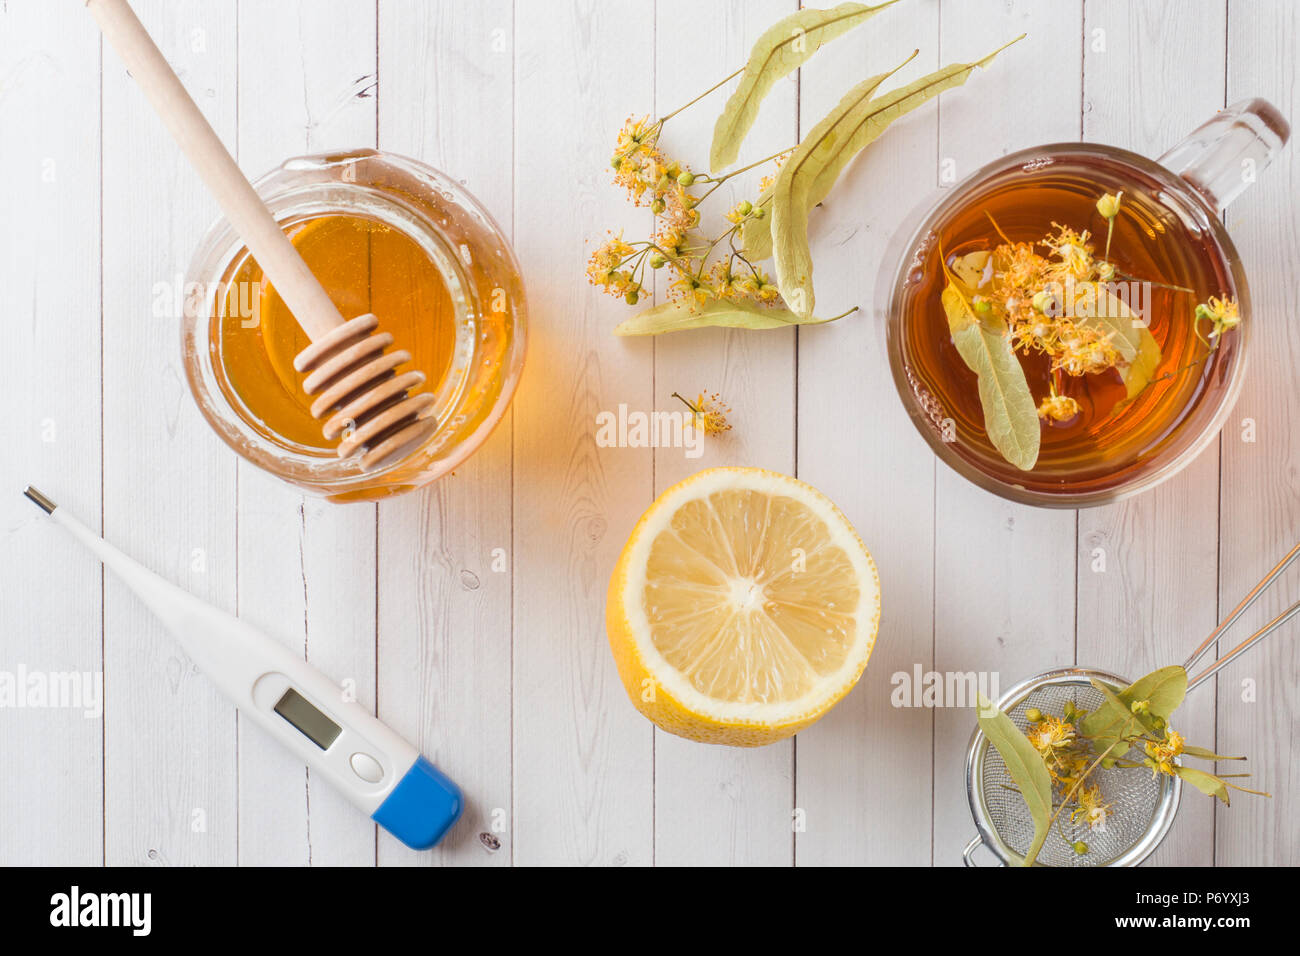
xmin=87 ymin=0 xmax=344 ymax=341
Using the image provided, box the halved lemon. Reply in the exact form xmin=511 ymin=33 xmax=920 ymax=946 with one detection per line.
xmin=606 ymin=467 xmax=881 ymax=746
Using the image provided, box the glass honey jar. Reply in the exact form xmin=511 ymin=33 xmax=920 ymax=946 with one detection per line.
xmin=182 ymin=149 xmax=526 ymax=501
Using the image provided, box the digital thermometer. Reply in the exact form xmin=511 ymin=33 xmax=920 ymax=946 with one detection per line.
xmin=24 ymin=486 xmax=463 ymax=850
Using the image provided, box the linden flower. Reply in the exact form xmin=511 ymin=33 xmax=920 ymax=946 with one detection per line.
xmin=1037 ymin=393 xmax=1080 ymax=422
xmin=1196 ymin=295 xmax=1240 ymax=338
xmin=1144 ymin=729 xmax=1185 ymax=777
xmin=729 ymin=271 xmax=760 ymax=297
xmin=708 ymin=261 xmax=735 ymax=296
xmin=1071 ymin=784 xmax=1112 ymax=831
xmin=591 ymin=99 xmax=800 ymax=324
xmin=614 ymin=115 xmax=658 ymax=156
xmin=586 ymin=234 xmax=635 ymax=289
xmin=724 ymin=200 xmax=754 ymax=225
xmin=996 ymin=242 xmax=1049 ymax=293
xmin=1055 ymin=754 xmax=1093 ymax=792
xmin=1014 ymin=319 xmax=1058 ymax=355
xmin=664 ymin=183 xmax=701 ymax=229
xmin=709 ymin=261 xmax=754 ymax=301
xmin=1053 ymin=326 xmax=1119 ymax=376
xmin=987 ymin=223 xmax=1125 ymax=378
xmin=753 ymin=272 xmax=782 ymax=303
xmin=673 ymin=391 xmax=732 ymax=435
xmin=613 ymin=150 xmax=665 ymax=202
xmin=1042 ymin=224 xmax=1096 ymax=280
xmin=611 ymin=117 xmax=660 ymax=166
xmin=1027 ymin=715 xmax=1076 ymax=756
xmin=670 ymin=273 xmax=713 ymax=305
xmin=655 ymin=227 xmax=688 ymax=259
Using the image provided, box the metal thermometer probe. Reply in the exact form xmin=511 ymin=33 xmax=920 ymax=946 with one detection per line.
xmin=23 ymin=486 xmax=463 ymax=850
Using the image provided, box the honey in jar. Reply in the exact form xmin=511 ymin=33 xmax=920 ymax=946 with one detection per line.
xmin=218 ymin=214 xmax=457 ymax=450
xmin=183 ymin=150 xmax=527 ymax=500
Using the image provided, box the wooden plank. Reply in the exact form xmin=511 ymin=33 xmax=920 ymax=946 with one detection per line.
xmin=648 ymin=0 xmax=798 ymax=869
xmin=1076 ymin=0 xmax=1225 ymax=867
xmin=0 ymin=0 xmax=104 ymax=866
xmin=511 ymin=0 xmax=656 ymax=865
xmin=1218 ymin=0 xmax=1300 ymax=866
xmin=793 ymin=0 xmax=939 ymax=866
xmin=100 ymin=0 xmax=238 ymax=866
xmin=930 ymin=0 xmax=1082 ymax=866
xmin=375 ymin=0 xmax=516 ymax=867
xmin=233 ymin=0 xmax=379 ymax=867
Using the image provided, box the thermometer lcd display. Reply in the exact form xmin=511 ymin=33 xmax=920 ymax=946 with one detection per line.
xmin=274 ymin=688 xmax=341 ymax=750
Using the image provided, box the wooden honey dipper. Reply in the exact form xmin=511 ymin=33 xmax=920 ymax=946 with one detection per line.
xmin=88 ymin=0 xmax=438 ymax=471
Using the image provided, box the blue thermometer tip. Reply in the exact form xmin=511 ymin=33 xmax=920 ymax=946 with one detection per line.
xmin=371 ymin=756 xmax=464 ymax=850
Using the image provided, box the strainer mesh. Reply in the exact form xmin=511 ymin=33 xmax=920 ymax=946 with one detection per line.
xmin=979 ymin=681 xmax=1164 ymax=866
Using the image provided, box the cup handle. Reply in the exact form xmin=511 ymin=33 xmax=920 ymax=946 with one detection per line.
xmin=1158 ymin=98 xmax=1290 ymax=215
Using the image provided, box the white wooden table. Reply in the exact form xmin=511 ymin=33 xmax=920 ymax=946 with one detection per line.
xmin=2 ymin=0 xmax=1296 ymax=867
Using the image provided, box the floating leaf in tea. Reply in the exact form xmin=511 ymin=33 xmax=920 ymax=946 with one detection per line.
xmin=939 ymin=252 xmax=1040 ymax=470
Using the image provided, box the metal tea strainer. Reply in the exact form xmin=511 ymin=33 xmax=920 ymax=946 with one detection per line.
xmin=964 ymin=541 xmax=1300 ymax=867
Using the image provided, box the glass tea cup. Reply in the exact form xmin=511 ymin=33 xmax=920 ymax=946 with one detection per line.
xmin=881 ymin=99 xmax=1289 ymax=508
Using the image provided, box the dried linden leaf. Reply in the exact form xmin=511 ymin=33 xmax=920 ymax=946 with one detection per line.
xmin=1080 ymin=666 xmax=1187 ymax=758
xmin=614 ymin=297 xmax=846 ymax=336
xmin=769 ymin=53 xmax=915 ymax=317
xmin=741 ymin=187 xmax=777 ymax=261
xmin=709 ymin=2 xmax=898 ymax=173
xmin=753 ymin=36 xmax=1023 ymax=270
xmin=977 ymin=693 xmax=1053 ymax=867
xmin=1174 ymin=765 xmax=1231 ymax=805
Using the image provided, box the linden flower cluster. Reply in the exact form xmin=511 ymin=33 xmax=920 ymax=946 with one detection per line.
xmin=1025 ymin=705 xmax=1096 ymax=795
xmin=586 ymin=115 xmax=785 ymax=309
xmin=976 ymin=193 xmax=1244 ymax=429
xmin=973 ymin=220 xmax=1129 ymax=428
xmin=610 ymin=116 xmax=699 ymax=231
xmin=968 ymin=194 xmax=1131 ymax=427
xmin=1023 ymin=702 xmax=1113 ymax=849
xmin=1022 ymin=698 xmax=1207 ymax=854
xmin=988 ymin=224 xmax=1123 ymax=380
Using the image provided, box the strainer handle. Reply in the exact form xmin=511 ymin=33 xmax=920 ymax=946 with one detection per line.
xmin=962 ymin=835 xmax=987 ymax=867
xmin=1183 ymin=541 xmax=1300 ymax=679
xmin=1187 ymin=597 xmax=1300 ymax=691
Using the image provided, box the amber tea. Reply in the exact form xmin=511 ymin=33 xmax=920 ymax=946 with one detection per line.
xmin=894 ymin=149 xmax=1243 ymax=499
